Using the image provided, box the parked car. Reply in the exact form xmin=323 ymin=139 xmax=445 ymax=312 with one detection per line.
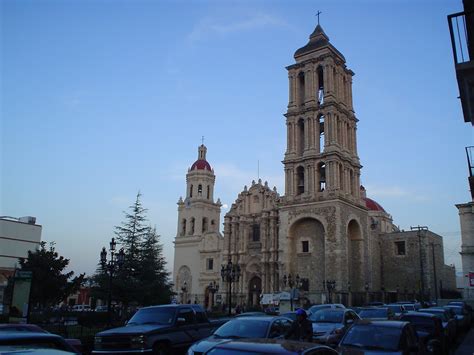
xmin=94 ymin=305 xmax=108 ymax=312
xmin=358 ymin=307 xmax=394 ymax=320
xmin=72 ymin=304 xmax=91 ymax=312
xmin=338 ymin=320 xmax=424 ymax=354
xmin=386 ymin=304 xmax=406 ymax=319
xmin=309 ymin=308 xmax=360 ymax=346
xmin=187 ymin=316 xmax=293 ymax=354
xmin=281 ymin=311 xmax=307 ymax=321
xmin=307 ymin=304 xmax=345 ymax=317
xmin=201 ymin=338 xmax=338 ymax=355
xmin=444 ymin=305 xmax=471 ymax=330
xmin=418 ymin=308 xmax=456 ymax=345
xmin=399 ymin=312 xmax=445 ymax=354
xmin=0 ymin=331 xmax=79 ymax=354
xmin=235 ymin=311 xmax=268 ymax=318
xmin=0 ymin=323 xmax=82 ymax=353
xmin=400 ymin=304 xmax=417 ymax=312
xmin=94 ymin=304 xmax=227 ymax=354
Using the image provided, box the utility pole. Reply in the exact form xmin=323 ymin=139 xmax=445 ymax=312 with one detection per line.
xmin=431 ymin=243 xmax=438 ymax=302
xmin=411 ymin=226 xmax=428 ymax=302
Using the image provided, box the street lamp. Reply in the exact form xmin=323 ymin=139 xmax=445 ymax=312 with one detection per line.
xmin=325 ymin=280 xmax=336 ymax=304
xmin=283 ymin=274 xmax=301 ymax=311
xmin=364 ymin=283 xmax=369 ymax=305
xmin=208 ymin=281 xmax=219 ymax=310
xmin=221 ymin=260 xmax=241 ymax=316
xmin=181 ymin=281 xmax=188 ymax=304
xmin=100 ymin=237 xmax=125 ymax=325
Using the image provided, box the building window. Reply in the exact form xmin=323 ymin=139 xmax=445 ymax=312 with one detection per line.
xmin=252 ymin=224 xmax=260 ymax=242
xmin=190 ymin=185 xmax=193 ymax=198
xmin=182 ymin=219 xmax=187 ymax=236
xmin=395 ymin=241 xmax=406 ymax=256
xmin=297 ymin=166 xmax=305 ymax=195
xmin=207 ymin=258 xmax=214 ymax=270
xmin=207 ymin=185 xmax=210 ymax=199
xmin=202 ymin=218 xmax=208 ymax=233
xmin=198 ymin=184 xmax=202 ymax=196
xmin=302 ymin=241 xmax=309 ymax=253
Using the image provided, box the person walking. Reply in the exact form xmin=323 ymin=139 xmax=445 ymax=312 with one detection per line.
xmin=285 ymin=308 xmax=313 ymax=342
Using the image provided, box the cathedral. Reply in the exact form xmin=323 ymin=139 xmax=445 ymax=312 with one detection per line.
xmin=173 ymin=23 xmax=456 ymax=308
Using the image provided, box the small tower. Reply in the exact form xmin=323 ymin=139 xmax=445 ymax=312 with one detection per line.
xmin=173 ymin=144 xmax=223 ymax=306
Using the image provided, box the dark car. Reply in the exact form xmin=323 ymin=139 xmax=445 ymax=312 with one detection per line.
xmin=418 ymin=308 xmax=456 ymax=345
xmin=338 ymin=320 xmax=423 ymax=354
xmin=187 ymin=316 xmax=293 ymax=354
xmin=307 ymin=304 xmax=345 ymax=317
xmin=235 ymin=311 xmax=268 ymax=318
xmin=309 ymin=308 xmax=360 ymax=346
xmin=386 ymin=304 xmax=407 ymax=319
xmin=399 ymin=312 xmax=445 ymax=354
xmin=358 ymin=307 xmax=394 ymax=320
xmin=204 ymin=338 xmax=338 ymax=355
xmin=444 ymin=305 xmax=471 ymax=330
xmin=0 ymin=331 xmax=79 ymax=353
xmin=0 ymin=323 xmax=82 ymax=353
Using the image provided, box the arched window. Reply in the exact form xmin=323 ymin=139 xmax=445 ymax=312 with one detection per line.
xmin=317 ymin=66 xmax=324 ymax=104
xmin=319 ymin=115 xmax=325 ymax=153
xmin=297 ymin=166 xmax=305 ymax=195
xmin=190 ymin=217 xmax=195 ymax=235
xmin=207 ymin=185 xmax=210 ymax=199
xmin=202 ymin=218 xmax=208 ymax=233
xmin=198 ymin=184 xmax=202 ymax=196
xmin=182 ymin=219 xmax=187 ymax=236
xmin=298 ymin=119 xmax=305 ymax=154
xmin=318 ymin=162 xmax=326 ymax=192
xmin=189 ymin=185 xmax=193 ymax=198
xmin=298 ymin=71 xmax=305 ymax=104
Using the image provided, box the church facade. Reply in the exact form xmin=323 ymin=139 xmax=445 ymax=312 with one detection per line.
xmin=173 ymin=23 xmax=456 ymax=308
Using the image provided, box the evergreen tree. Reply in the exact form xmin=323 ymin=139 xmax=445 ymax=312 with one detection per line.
xmin=18 ymin=242 xmax=85 ymax=308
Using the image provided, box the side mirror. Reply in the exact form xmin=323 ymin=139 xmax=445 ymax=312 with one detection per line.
xmin=176 ymin=317 xmax=186 ymax=326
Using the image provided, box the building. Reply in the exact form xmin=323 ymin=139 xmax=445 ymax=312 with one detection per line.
xmin=0 ymin=216 xmax=42 ymax=305
xmin=448 ymin=0 xmax=474 ymax=298
xmin=173 ymin=23 xmax=457 ymax=307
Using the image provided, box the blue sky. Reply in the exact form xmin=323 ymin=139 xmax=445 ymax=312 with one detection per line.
xmin=1 ymin=0 xmax=472 ymax=277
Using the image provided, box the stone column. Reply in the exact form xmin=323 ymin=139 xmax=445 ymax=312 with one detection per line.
xmin=288 ymin=73 xmax=295 ymax=106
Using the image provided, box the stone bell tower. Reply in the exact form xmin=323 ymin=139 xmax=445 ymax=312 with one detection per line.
xmin=279 ymin=23 xmax=370 ymax=302
xmin=173 ymin=144 xmax=223 ymax=305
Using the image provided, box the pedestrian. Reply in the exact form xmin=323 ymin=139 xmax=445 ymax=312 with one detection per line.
xmin=285 ymin=308 xmax=313 ymax=342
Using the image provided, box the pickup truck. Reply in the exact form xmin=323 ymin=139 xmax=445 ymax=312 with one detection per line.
xmin=92 ymin=304 xmax=227 ymax=354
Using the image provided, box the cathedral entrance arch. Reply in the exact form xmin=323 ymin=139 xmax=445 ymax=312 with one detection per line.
xmin=248 ymin=276 xmax=262 ymax=307
xmin=288 ymin=218 xmax=325 ymax=293
xmin=347 ymin=219 xmax=363 ymax=291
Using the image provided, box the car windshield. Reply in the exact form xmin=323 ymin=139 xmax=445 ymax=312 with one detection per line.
xmin=214 ymin=319 xmax=269 ymax=339
xmin=400 ymin=316 xmax=435 ymax=332
xmin=127 ymin=307 xmax=175 ymax=325
xmin=387 ymin=305 xmax=402 ymax=313
xmin=402 ymin=304 xmax=415 ymax=311
xmin=341 ymin=324 xmax=401 ymax=351
xmin=309 ymin=310 xmax=343 ymax=323
xmin=309 ymin=305 xmax=330 ymax=314
xmin=358 ymin=309 xmax=388 ymax=318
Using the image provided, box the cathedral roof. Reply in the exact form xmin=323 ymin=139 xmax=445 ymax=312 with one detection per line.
xmin=294 ymin=24 xmax=345 ymax=61
xmin=190 ymin=159 xmax=212 ymax=171
xmin=363 ymin=197 xmax=386 ymax=212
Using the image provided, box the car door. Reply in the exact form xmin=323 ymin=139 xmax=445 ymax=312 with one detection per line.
xmin=174 ymin=307 xmax=199 ymax=351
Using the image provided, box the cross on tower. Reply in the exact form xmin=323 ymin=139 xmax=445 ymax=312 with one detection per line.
xmin=316 ymin=10 xmax=322 ymax=25
xmin=201 ymin=136 xmax=205 ymax=145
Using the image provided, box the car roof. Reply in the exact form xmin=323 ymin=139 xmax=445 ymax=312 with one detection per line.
xmin=354 ymin=320 xmax=409 ymax=328
xmin=210 ymin=338 xmax=336 ymax=354
xmin=0 ymin=331 xmax=64 ymax=341
xmin=401 ymin=311 xmax=438 ymax=319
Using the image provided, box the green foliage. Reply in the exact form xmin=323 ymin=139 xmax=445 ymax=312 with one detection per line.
xmin=93 ymin=192 xmax=173 ymax=307
xmin=18 ymin=242 xmax=85 ymax=308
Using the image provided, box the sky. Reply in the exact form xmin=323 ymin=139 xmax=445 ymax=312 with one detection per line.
xmin=1 ymin=0 xmax=472 ymax=278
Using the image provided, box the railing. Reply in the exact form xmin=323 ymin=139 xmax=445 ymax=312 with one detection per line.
xmin=448 ymin=11 xmax=473 ymax=65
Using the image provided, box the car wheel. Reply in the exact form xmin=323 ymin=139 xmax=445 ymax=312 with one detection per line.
xmin=153 ymin=342 xmax=170 ymax=355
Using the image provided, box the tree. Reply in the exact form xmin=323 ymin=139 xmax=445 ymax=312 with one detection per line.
xmin=18 ymin=242 xmax=85 ymax=308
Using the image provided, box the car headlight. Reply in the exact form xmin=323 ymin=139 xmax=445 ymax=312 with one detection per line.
xmin=94 ymin=337 xmax=102 ymax=344
xmin=131 ymin=335 xmax=146 ymax=344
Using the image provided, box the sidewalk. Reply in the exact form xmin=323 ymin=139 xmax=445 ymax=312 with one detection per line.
xmin=455 ymin=326 xmax=474 ymax=355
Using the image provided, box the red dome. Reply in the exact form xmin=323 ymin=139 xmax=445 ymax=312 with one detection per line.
xmin=190 ymin=159 xmax=212 ymax=171
xmin=363 ymin=197 xmax=386 ymax=212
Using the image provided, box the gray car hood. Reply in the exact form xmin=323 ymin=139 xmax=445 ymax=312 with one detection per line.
xmin=97 ymin=324 xmax=171 ymax=336
xmin=188 ymin=335 xmax=232 ymax=353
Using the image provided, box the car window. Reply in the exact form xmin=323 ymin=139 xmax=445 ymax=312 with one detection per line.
xmin=195 ymin=311 xmax=207 ymax=323
xmin=178 ymin=308 xmax=195 ymax=324
xmin=269 ymin=320 xmax=283 ymax=337
xmin=341 ymin=324 xmax=402 ymax=351
xmin=214 ymin=319 xmax=269 ymax=338
xmin=281 ymin=319 xmax=293 ymax=332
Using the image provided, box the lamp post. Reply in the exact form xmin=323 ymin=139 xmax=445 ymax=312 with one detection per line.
xmin=364 ymin=283 xmax=369 ymax=305
xmin=325 ymin=280 xmax=336 ymax=304
xmin=221 ymin=260 xmax=241 ymax=316
xmin=348 ymin=281 xmax=352 ymax=307
xmin=381 ymin=284 xmax=385 ymax=304
xmin=100 ymin=237 xmax=125 ymax=325
xmin=181 ymin=281 xmax=188 ymax=304
xmin=283 ymin=274 xmax=301 ymax=311
xmin=208 ymin=281 xmax=219 ymax=310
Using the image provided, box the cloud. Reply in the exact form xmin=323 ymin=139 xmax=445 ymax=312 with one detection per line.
xmin=188 ymin=14 xmax=288 ymax=41
xmin=364 ymin=184 xmax=430 ymax=203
